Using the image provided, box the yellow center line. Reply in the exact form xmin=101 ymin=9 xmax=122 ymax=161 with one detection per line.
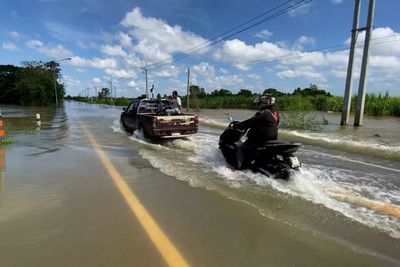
xmin=326 ymin=189 xmax=400 ymax=217
xmin=79 ymin=122 xmax=190 ymax=267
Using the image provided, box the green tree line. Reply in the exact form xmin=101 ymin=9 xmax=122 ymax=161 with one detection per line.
xmin=67 ymin=83 xmax=399 ymax=117
xmin=185 ymin=84 xmax=400 ymax=116
xmin=0 ymin=61 xmax=65 ymax=106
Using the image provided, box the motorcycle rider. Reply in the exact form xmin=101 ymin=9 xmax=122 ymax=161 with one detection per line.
xmin=231 ymin=94 xmax=280 ymax=169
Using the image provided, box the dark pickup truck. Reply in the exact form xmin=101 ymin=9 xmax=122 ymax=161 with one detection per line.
xmin=120 ymin=98 xmax=198 ymax=139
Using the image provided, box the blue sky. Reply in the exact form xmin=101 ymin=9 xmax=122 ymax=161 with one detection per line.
xmin=1 ymin=0 xmax=399 ymax=97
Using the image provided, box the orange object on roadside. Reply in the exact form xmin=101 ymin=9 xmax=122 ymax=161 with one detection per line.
xmin=0 ymin=118 xmax=4 ymax=139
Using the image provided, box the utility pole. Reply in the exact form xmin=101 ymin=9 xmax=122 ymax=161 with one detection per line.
xmin=340 ymin=0 xmax=375 ymax=126
xmin=340 ymin=0 xmax=361 ymax=126
xmin=186 ymin=67 xmax=190 ymax=111
xmin=141 ymin=65 xmax=148 ymax=98
xmin=109 ymin=79 xmax=113 ymax=102
xmin=354 ymin=0 xmax=375 ymax=126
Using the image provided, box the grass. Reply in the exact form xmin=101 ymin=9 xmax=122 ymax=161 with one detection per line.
xmin=66 ymin=93 xmax=400 ymax=117
xmin=0 ymin=137 xmax=13 ymax=145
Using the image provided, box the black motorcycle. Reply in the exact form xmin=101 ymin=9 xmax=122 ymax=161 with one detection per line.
xmin=218 ymin=117 xmax=302 ymax=179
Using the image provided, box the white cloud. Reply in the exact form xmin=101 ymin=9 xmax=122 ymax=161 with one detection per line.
xmin=254 ymin=30 xmax=273 ymax=39
xmin=100 ymin=44 xmax=128 ymax=57
xmin=214 ymin=39 xmax=288 ymax=65
xmin=105 ymin=68 xmax=134 ymax=79
xmin=191 ymin=62 xmax=245 ymax=91
xmin=90 ymin=57 xmax=118 ymax=69
xmin=26 ymin=39 xmax=74 ymax=59
xmin=276 ymin=66 xmax=327 ymax=82
xmin=69 ymin=56 xmax=89 ymax=66
xmin=120 ymin=7 xmax=208 ymax=63
xmin=9 ymin=31 xmax=20 ymax=38
xmin=247 ymin=74 xmax=262 ymax=80
xmin=127 ymin=81 xmax=137 ymax=88
xmin=288 ymin=3 xmax=312 ymax=17
xmin=117 ymin=32 xmax=133 ymax=49
xmin=2 ymin=42 xmax=18 ymax=51
xmin=92 ymin=77 xmax=102 ymax=84
xmin=292 ymin=36 xmax=316 ymax=50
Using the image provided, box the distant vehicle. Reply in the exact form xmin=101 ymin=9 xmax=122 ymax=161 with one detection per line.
xmin=120 ymin=98 xmax=198 ymax=139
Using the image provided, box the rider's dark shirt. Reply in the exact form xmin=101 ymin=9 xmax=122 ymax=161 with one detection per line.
xmin=233 ymin=109 xmax=279 ymax=145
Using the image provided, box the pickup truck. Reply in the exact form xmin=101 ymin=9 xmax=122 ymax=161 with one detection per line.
xmin=120 ymin=98 xmax=199 ymax=139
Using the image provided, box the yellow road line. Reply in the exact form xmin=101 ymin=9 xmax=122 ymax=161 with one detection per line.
xmin=326 ymin=189 xmax=400 ymax=217
xmin=80 ymin=122 xmax=190 ymax=267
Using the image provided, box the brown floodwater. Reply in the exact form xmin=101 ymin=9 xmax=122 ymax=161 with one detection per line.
xmin=0 ymin=101 xmax=399 ymax=266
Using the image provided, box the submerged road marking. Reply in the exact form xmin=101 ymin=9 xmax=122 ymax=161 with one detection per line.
xmin=326 ymin=189 xmax=400 ymax=218
xmin=303 ymin=149 xmax=400 ymax=174
xmin=80 ymin=122 xmax=190 ymax=267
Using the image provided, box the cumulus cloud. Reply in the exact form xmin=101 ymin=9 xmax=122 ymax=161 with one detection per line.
xmin=100 ymin=44 xmax=128 ymax=57
xmin=191 ymin=62 xmax=245 ymax=91
xmin=254 ymin=29 xmax=273 ymax=39
xmin=26 ymin=39 xmax=74 ymax=59
xmin=214 ymin=39 xmax=288 ymax=64
xmin=92 ymin=77 xmax=102 ymax=84
xmin=2 ymin=42 xmax=18 ymax=51
xmin=288 ymin=3 xmax=312 ymax=17
xmin=9 ymin=31 xmax=20 ymax=38
xmin=292 ymin=36 xmax=316 ymax=50
xmin=120 ymin=7 xmax=208 ymax=63
xmin=276 ymin=67 xmax=327 ymax=82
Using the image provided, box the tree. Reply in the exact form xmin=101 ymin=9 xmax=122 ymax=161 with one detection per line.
xmin=0 ymin=65 xmax=21 ymax=104
xmin=263 ymin=88 xmax=285 ymax=97
xmin=99 ymin=88 xmax=110 ymax=99
xmin=237 ymin=89 xmax=253 ymax=97
xmin=292 ymin=84 xmax=331 ymax=97
xmin=0 ymin=61 xmax=66 ymax=106
xmin=189 ymin=85 xmax=206 ymax=98
xmin=211 ymin=88 xmax=232 ymax=96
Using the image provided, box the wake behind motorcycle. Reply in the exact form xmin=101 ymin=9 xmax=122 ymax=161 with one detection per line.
xmin=219 ymin=117 xmax=302 ymax=179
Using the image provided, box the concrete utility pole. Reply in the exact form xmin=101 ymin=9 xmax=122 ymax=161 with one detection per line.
xmin=340 ymin=0 xmax=361 ymax=126
xmin=141 ymin=65 xmax=148 ymax=98
xmin=340 ymin=0 xmax=375 ymax=126
xmin=187 ymin=67 xmax=190 ymax=111
xmin=109 ymin=80 xmax=113 ymax=101
xmin=354 ymin=0 xmax=375 ymax=126
xmin=52 ymin=57 xmax=71 ymax=107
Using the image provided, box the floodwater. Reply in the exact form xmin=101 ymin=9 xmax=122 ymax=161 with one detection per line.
xmin=0 ymin=101 xmax=399 ymax=267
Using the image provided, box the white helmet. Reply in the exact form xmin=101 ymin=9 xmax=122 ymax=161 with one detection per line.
xmin=254 ymin=94 xmax=276 ymax=109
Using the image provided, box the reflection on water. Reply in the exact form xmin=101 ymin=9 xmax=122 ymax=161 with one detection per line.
xmin=0 ymin=146 xmax=5 ymax=194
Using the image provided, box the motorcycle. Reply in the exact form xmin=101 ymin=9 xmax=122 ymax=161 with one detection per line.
xmin=218 ymin=116 xmax=302 ymax=179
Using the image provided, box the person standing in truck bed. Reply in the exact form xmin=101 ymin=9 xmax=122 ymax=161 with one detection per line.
xmin=172 ymin=90 xmax=182 ymax=114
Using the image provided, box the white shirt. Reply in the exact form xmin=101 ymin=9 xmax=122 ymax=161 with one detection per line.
xmin=173 ymin=96 xmax=182 ymax=113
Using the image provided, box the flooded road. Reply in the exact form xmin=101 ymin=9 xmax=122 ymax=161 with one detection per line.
xmin=0 ymin=102 xmax=399 ymax=267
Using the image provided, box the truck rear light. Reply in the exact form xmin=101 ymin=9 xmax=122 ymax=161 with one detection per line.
xmin=194 ymin=116 xmax=199 ymax=124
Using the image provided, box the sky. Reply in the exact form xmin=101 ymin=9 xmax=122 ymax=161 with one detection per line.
xmin=1 ymin=0 xmax=399 ymax=97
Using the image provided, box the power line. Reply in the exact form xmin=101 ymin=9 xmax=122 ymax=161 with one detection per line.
xmin=115 ymin=0 xmax=310 ymax=82
xmin=220 ymin=35 xmax=400 ymax=69
xmin=148 ymin=0 xmax=312 ymax=69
